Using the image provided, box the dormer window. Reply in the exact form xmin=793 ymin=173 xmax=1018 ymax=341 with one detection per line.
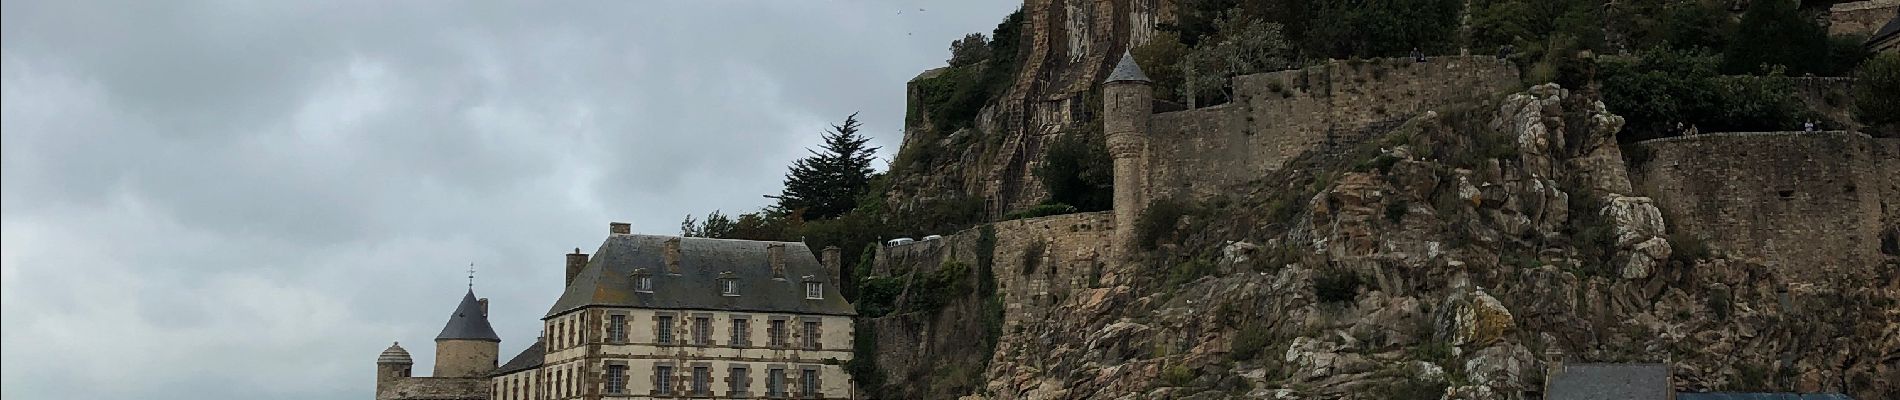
xmin=804 ymin=282 xmax=822 ymax=299
xmin=720 ymin=278 xmax=739 ymax=296
xmin=632 ymin=268 xmax=654 ymax=293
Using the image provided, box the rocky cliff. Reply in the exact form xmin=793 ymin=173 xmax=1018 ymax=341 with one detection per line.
xmin=863 ymin=82 xmax=1899 ymax=399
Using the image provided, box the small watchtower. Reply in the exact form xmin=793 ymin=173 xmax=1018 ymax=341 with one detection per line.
xmin=374 ymin=342 xmax=412 ymax=395
xmin=432 ymin=289 xmax=500 ymax=378
xmin=1103 ymin=51 xmax=1153 ymax=251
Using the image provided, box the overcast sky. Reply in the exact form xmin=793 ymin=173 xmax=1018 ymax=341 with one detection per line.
xmin=0 ymin=1 xmax=1018 ymax=398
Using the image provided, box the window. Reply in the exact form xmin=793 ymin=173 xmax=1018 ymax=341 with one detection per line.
xmin=655 ymin=365 xmax=674 ymax=395
xmin=608 ymin=314 xmax=627 ymax=342
xmin=801 ymin=369 xmax=819 ymax=397
xmin=693 ymin=317 xmax=711 ymax=345
xmin=768 ymin=320 xmax=787 ymax=347
xmin=692 ymin=366 xmax=710 ymax=395
xmin=721 ymin=279 xmax=739 ymax=296
xmin=606 ymin=365 xmax=626 ymax=394
xmin=731 ymin=318 xmax=750 ymax=346
xmin=802 ymin=321 xmax=820 ymax=350
xmin=657 ymin=316 xmax=675 ymax=344
xmin=804 ymin=282 xmax=822 ymax=299
xmin=636 ymin=275 xmax=653 ymax=292
xmin=767 ymin=368 xmax=785 ymax=397
xmin=729 ymin=366 xmax=749 ymax=395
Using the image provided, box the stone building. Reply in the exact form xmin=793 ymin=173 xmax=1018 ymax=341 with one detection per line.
xmin=375 ymin=289 xmax=502 ymax=400
xmin=380 ymin=222 xmax=856 ymax=399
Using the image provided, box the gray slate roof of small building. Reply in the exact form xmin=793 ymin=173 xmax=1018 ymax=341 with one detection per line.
xmin=543 ymin=234 xmax=855 ymax=318
xmin=1872 ymin=10 xmax=1900 ymax=43
xmin=1104 ymin=51 xmax=1150 ymax=84
xmin=494 ymin=338 xmax=544 ymax=375
xmin=1677 ymin=393 xmax=1852 ymax=400
xmin=378 ymin=342 xmax=413 ymax=364
xmin=1547 ymin=363 xmax=1672 ymax=400
xmin=435 ymin=290 xmax=501 ymax=342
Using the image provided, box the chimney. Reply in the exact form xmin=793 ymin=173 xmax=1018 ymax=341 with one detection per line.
xmin=477 ymin=298 xmax=489 ymax=317
xmin=565 ymin=248 xmax=589 ymax=287
xmin=822 ymin=246 xmax=842 ymax=282
xmin=609 ymin=222 xmax=631 ymax=235
xmin=664 ymin=237 xmax=682 ymax=273
xmin=767 ymin=243 xmax=786 ymax=278
xmin=1543 ymin=348 xmax=1565 ymax=392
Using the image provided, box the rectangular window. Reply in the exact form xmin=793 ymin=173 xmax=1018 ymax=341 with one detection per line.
xmin=767 ymin=368 xmax=785 ymax=397
xmin=692 ymin=366 xmax=710 ymax=395
xmin=636 ymin=276 xmax=653 ymax=292
xmin=769 ymin=320 xmax=787 ymax=347
xmin=731 ymin=318 xmax=750 ymax=346
xmin=608 ymin=314 xmax=627 ymax=342
xmin=694 ymin=317 xmax=712 ymax=345
xmin=721 ymin=279 xmax=739 ymax=295
xmin=606 ymin=364 xmax=626 ymax=394
xmin=655 ymin=365 xmax=674 ymax=395
xmin=729 ymin=366 xmax=748 ymax=395
xmin=802 ymin=321 xmax=820 ymax=350
xmin=801 ymin=369 xmax=818 ymax=397
xmin=657 ymin=316 xmax=675 ymax=344
xmin=805 ymin=282 xmax=823 ymax=299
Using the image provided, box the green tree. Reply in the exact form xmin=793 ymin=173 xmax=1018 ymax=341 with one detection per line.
xmin=1722 ymin=0 xmax=1828 ymax=75
xmin=1305 ymin=0 xmax=1463 ymax=58
xmin=948 ymin=33 xmax=991 ymax=67
xmin=1037 ymin=130 xmax=1113 ymax=212
xmin=1176 ymin=10 xmax=1292 ymax=106
xmin=1855 ymin=53 xmax=1900 ymax=136
xmin=1132 ymin=31 xmax=1191 ymax=103
xmin=775 ymin=113 xmax=879 ymax=220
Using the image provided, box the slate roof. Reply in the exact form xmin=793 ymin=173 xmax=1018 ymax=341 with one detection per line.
xmin=1547 ymin=363 xmax=1672 ymax=400
xmin=544 ymin=234 xmax=855 ymax=318
xmin=1104 ymin=51 xmax=1150 ymax=84
xmin=494 ymin=338 xmax=545 ymax=375
xmin=378 ymin=342 xmax=413 ymax=364
xmin=435 ymin=289 xmax=501 ymax=342
xmin=1677 ymin=393 xmax=1852 ymax=400
xmin=1871 ymin=10 xmax=1900 ymax=44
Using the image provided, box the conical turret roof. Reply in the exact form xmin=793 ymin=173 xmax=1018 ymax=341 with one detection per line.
xmin=1104 ymin=51 xmax=1150 ymax=84
xmin=378 ymin=342 xmax=413 ymax=364
xmin=435 ymin=289 xmax=500 ymax=342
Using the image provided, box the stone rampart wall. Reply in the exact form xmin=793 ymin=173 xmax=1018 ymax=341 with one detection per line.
xmin=874 ymin=212 xmax=1120 ymax=326
xmin=1144 ymin=56 xmax=1520 ymax=199
xmin=377 ymin=377 xmax=487 ymax=400
xmin=1633 ymin=131 xmax=1899 ymax=277
xmin=1828 ymin=0 xmax=1898 ymax=37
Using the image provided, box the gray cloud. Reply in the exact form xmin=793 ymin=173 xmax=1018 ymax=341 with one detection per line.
xmin=0 ymin=1 xmax=1019 ymax=398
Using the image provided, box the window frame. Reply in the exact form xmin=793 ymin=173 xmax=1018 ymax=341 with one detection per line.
xmin=605 ymin=364 xmax=627 ymax=394
xmin=721 ymin=278 xmax=739 ymax=296
xmin=802 ymin=320 xmax=820 ymax=350
xmin=693 ymin=315 xmax=712 ymax=346
xmin=766 ymin=368 xmax=786 ymax=397
xmin=728 ymin=365 xmax=750 ymax=397
xmin=804 ymin=282 xmax=823 ymax=299
xmin=655 ymin=365 xmax=674 ymax=395
xmin=636 ymin=276 xmax=654 ymax=293
xmin=801 ymin=368 xmax=819 ymax=397
xmin=692 ymin=366 xmax=711 ymax=395
xmin=731 ymin=316 xmax=751 ymax=347
xmin=768 ymin=319 xmax=788 ymax=347
xmin=656 ymin=315 xmax=676 ymax=345
xmin=607 ymin=314 xmax=627 ymax=343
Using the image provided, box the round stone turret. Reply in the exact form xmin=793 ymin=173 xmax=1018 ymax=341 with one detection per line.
xmin=1103 ymin=51 xmax=1153 ymax=252
xmin=375 ymin=342 xmax=413 ymax=395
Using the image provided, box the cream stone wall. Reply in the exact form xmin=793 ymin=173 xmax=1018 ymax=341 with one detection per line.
xmin=433 ymin=340 xmax=498 ymax=378
xmin=531 ymin=308 xmax=853 ymax=399
xmin=490 ymin=368 xmax=539 ymax=400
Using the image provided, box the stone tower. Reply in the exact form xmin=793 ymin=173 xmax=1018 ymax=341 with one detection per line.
xmin=1102 ymin=51 xmax=1153 ymax=251
xmin=432 ymin=289 xmax=500 ymax=377
xmin=375 ymin=342 xmax=412 ymax=394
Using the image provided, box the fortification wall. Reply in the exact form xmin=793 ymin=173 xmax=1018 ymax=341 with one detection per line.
xmin=376 ymin=377 xmax=487 ymax=400
xmin=1828 ymin=0 xmax=1898 ymax=37
xmin=874 ymin=212 xmax=1120 ymax=326
xmin=1143 ymin=56 xmax=1519 ymax=199
xmin=1633 ymin=132 xmax=1899 ymax=277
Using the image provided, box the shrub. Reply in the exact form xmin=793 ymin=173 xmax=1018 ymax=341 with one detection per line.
xmin=1722 ymin=0 xmax=1829 ymax=75
xmin=1384 ymin=201 xmax=1408 ymax=224
xmin=1167 ymin=257 xmax=1218 ymax=287
xmin=1668 ymin=232 xmax=1711 ymax=266
xmin=1136 ymin=199 xmax=1195 ymax=250
xmin=1020 ymin=240 xmax=1046 ymax=276
xmin=1161 ymin=364 xmax=1197 ymax=387
xmin=1037 ymin=130 xmax=1114 ymax=211
xmin=1855 ymin=53 xmax=1900 ymax=136
xmin=1563 ymin=190 xmax=1617 ymax=276
xmin=1004 ymin=203 xmax=1079 ymax=220
xmin=1314 ymin=268 xmax=1364 ymax=303
xmin=1229 ymin=324 xmax=1274 ymax=361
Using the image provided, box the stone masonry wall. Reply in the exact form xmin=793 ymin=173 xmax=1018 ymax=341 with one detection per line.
xmin=376 ymin=377 xmax=487 ymax=400
xmin=1633 ymin=131 xmax=1899 ymax=279
xmin=1828 ymin=0 xmax=1899 ymax=37
xmin=1144 ymin=56 xmax=1520 ymax=200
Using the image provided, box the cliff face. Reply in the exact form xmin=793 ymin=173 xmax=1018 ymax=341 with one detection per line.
xmin=890 ymin=0 xmax=1173 ymax=215
xmin=865 ymin=82 xmax=1899 ymax=399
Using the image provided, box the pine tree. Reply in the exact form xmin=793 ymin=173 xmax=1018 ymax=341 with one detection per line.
xmin=774 ymin=113 xmax=878 ymax=221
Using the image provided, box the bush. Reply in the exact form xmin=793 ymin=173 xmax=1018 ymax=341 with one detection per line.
xmin=1020 ymin=240 xmax=1046 ymax=276
xmin=1563 ymin=190 xmax=1617 ymax=276
xmin=1304 ymin=0 xmax=1463 ymax=58
xmin=1166 ymin=257 xmax=1218 ymax=286
xmin=1160 ymin=364 xmax=1197 ymax=387
xmin=1855 ymin=53 xmax=1900 ymax=135
xmin=1004 ymin=203 xmax=1079 ymax=220
xmin=1037 ymin=130 xmax=1113 ymax=211
xmin=1136 ymin=199 xmax=1195 ymax=250
xmin=1229 ymin=324 xmax=1274 ymax=361
xmin=1314 ymin=268 xmax=1364 ymax=303
xmin=1722 ymin=0 xmax=1830 ymax=75
xmin=1600 ymin=48 xmax=1808 ymax=142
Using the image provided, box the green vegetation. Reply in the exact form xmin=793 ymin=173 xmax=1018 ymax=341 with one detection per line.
xmin=1562 ymin=189 xmax=1617 ymax=277
xmin=1132 ymin=31 xmax=1191 ymax=103
xmin=1004 ymin=202 xmax=1079 ymax=221
xmin=1166 ymin=257 xmax=1218 ymax=286
xmin=1313 ymin=268 xmax=1364 ymax=303
xmin=909 ymin=9 xmax=1025 ymax=134
xmin=845 ymin=322 xmax=884 ymax=392
xmin=1037 ymin=129 xmax=1113 ymax=212
xmin=1175 ymin=10 xmax=1293 ymax=106
xmin=1136 ymin=199 xmax=1197 ymax=250
xmin=1855 ymin=53 xmax=1900 ymax=136
xmin=1228 ymin=324 xmax=1274 ymax=361
xmin=775 ymin=113 xmax=878 ymax=220
xmin=1020 ymin=240 xmax=1046 ymax=276
xmin=1160 ymin=363 xmax=1197 ymax=387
